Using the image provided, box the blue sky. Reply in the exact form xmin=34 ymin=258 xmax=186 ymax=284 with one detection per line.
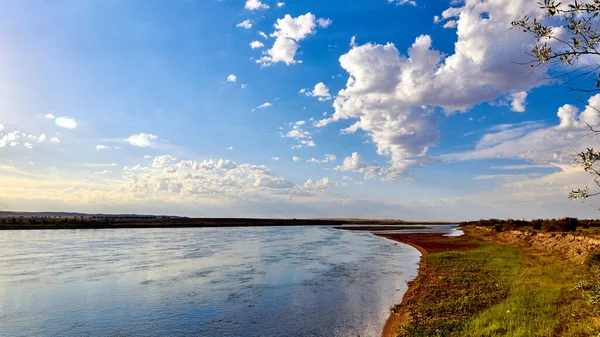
xmin=1 ymin=0 xmax=599 ymax=220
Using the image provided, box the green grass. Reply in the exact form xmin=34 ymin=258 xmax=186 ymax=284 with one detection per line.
xmin=397 ymin=241 xmax=600 ymax=337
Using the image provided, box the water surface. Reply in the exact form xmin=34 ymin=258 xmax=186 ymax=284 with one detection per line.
xmin=0 ymin=227 xmax=421 ymax=337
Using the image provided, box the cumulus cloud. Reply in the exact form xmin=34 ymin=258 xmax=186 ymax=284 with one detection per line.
xmin=55 ymin=117 xmax=77 ymax=129
xmin=126 ymin=133 xmax=158 ymax=148
xmin=292 ymin=140 xmax=316 ymax=149
xmin=282 ymin=121 xmax=317 ymax=149
xmin=293 ymin=156 xmax=302 ymax=162
xmin=304 ymin=177 xmax=336 ymax=189
xmin=95 ymin=145 xmax=110 ymax=150
xmin=45 ymin=113 xmax=56 ymax=119
xmin=0 ymin=127 xmax=52 ymax=149
xmin=250 ymin=41 xmax=265 ymax=49
xmin=334 ymin=152 xmax=402 ymax=180
xmin=306 ymin=82 xmax=332 ymax=101
xmin=245 ymin=0 xmax=269 ymax=10
xmin=272 ymin=156 xmax=280 ymax=161
xmin=236 ymin=20 xmax=253 ymax=29
xmin=277 ymin=2 xmax=285 ymax=7
xmin=119 ymin=156 xmax=319 ymax=201
xmin=152 ymin=154 xmax=177 ymax=168
xmin=50 ymin=137 xmax=60 ymax=143
xmin=257 ymin=13 xmax=332 ymax=66
xmin=315 ymin=0 xmax=547 ymax=179
xmin=226 ymin=74 xmax=237 ymax=83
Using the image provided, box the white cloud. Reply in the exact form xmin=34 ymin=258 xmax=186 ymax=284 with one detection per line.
xmin=286 ymin=129 xmax=308 ymax=138
xmin=226 ymin=74 xmax=237 ymax=83
xmin=241 ymin=84 xmax=247 ymax=89
xmin=308 ymin=82 xmax=332 ymax=101
xmin=55 ymin=117 xmax=77 ymax=129
xmin=317 ymin=18 xmax=333 ymax=28
xmin=277 ymin=2 xmax=285 ymax=7
xmin=236 ymin=20 xmax=253 ymax=29
xmin=443 ymin=20 xmax=457 ymax=29
xmin=0 ymin=128 xmax=51 ymax=149
xmin=245 ymin=0 xmax=269 ymax=10
xmin=50 ymin=137 xmax=60 ymax=143
xmin=282 ymin=121 xmax=318 ymax=149
xmin=444 ymin=94 xmax=600 ymax=165
xmin=258 ymin=102 xmax=273 ymax=109
xmin=45 ymin=113 xmax=56 ymax=119
xmin=257 ymin=35 xmax=299 ymax=66
xmin=96 ymin=170 xmax=112 ymax=175
xmin=257 ymin=13 xmax=332 ymax=66
xmin=227 ymin=146 xmax=234 ymax=150
xmin=250 ymin=41 xmax=265 ymax=49
xmin=126 ymin=133 xmax=158 ymax=148
xmin=258 ymin=31 xmax=268 ymax=39
xmin=292 ymin=156 xmax=302 ymax=162
xmin=304 ymin=177 xmax=336 ymax=189
xmin=308 ymin=154 xmax=336 ymax=164
xmin=95 ymin=145 xmax=110 ymax=150
xmin=292 ymin=140 xmax=316 ymax=149
xmin=350 ymin=36 xmax=357 ymax=48
xmin=272 ymin=156 xmax=280 ymax=161
xmin=316 ymin=1 xmax=547 ymax=179
xmin=509 ymin=91 xmax=528 ymax=112
xmin=152 ymin=154 xmax=177 ymax=168
xmin=334 ymin=152 xmax=401 ymax=180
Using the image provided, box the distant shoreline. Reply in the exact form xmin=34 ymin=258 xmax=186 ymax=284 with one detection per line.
xmin=0 ymin=214 xmax=459 ymax=230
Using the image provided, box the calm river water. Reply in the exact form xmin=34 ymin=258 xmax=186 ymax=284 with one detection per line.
xmin=0 ymin=226 xmax=429 ymax=337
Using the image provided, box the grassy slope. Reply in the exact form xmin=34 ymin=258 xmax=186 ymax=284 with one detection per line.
xmin=396 ymin=231 xmax=600 ymax=337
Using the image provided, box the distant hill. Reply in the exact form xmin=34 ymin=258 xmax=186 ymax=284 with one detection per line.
xmin=0 ymin=211 xmax=180 ymax=219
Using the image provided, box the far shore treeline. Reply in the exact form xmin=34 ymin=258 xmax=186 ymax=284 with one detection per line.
xmin=462 ymin=218 xmax=600 ymax=233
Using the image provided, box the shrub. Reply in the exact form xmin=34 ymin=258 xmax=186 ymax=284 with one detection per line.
xmin=531 ymin=219 xmax=543 ymax=230
xmin=557 ymin=217 xmax=578 ymax=232
xmin=586 ymin=251 xmax=600 ymax=269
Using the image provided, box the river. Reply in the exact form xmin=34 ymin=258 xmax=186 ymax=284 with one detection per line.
xmin=0 ymin=226 xmax=437 ymax=336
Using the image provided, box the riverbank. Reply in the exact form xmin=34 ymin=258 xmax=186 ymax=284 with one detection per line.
xmin=378 ymin=227 xmax=600 ymax=337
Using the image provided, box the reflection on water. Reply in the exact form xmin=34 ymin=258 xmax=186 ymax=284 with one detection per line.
xmin=0 ymin=227 xmax=421 ymax=337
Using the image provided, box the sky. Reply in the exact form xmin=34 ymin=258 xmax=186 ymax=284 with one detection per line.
xmin=1 ymin=0 xmax=600 ymax=220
